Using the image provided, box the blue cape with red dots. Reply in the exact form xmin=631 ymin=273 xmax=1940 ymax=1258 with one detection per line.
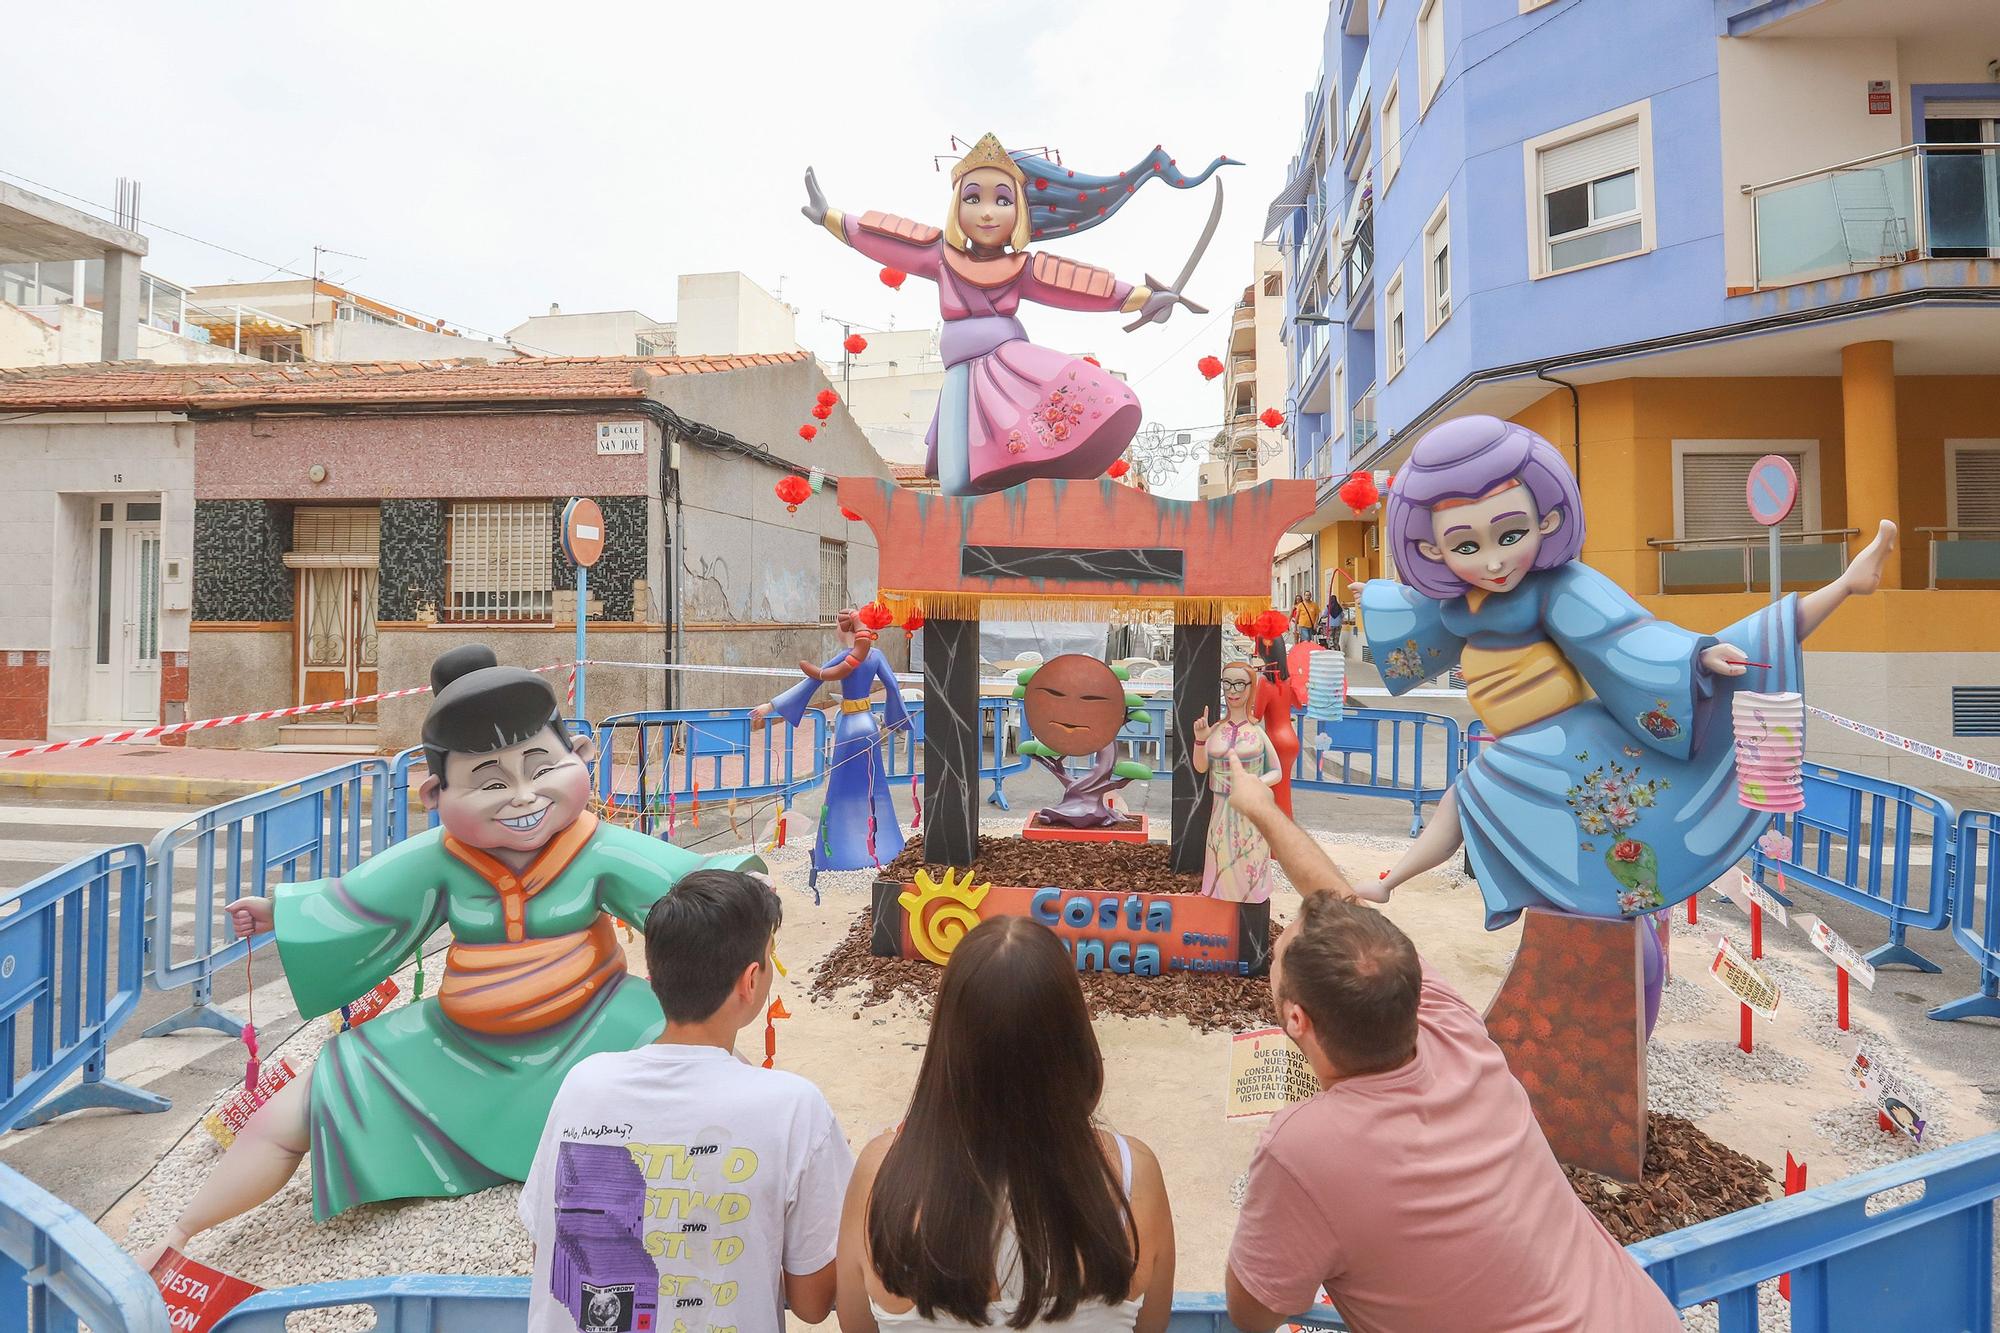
xmin=1013 ymin=146 xmax=1237 ymax=242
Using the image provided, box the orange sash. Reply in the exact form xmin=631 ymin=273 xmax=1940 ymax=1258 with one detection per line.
xmin=438 ymin=914 xmax=626 ymax=1036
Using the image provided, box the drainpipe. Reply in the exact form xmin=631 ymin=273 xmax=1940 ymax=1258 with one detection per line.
xmin=1535 ymin=367 xmax=1583 ymax=487
xmin=663 ymin=436 xmax=686 ymax=712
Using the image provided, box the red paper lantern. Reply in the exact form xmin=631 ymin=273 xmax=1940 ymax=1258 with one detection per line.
xmin=1260 ymin=407 xmax=1285 ymax=429
xmin=1197 ymin=355 xmax=1225 ymax=381
xmin=1337 ymin=472 xmax=1381 ymax=515
xmin=1255 ymin=609 xmax=1291 ymax=641
xmin=1234 ymin=614 xmax=1259 ymax=638
xmin=1106 ymin=459 xmax=1130 ymax=479
xmin=879 ymin=267 xmax=907 ymax=289
xmin=798 ymin=423 xmax=818 ymax=442
xmin=774 ymin=475 xmax=811 ymax=513
xmin=857 ymin=601 xmax=895 ymax=631
xmin=811 ymin=403 xmax=833 ymax=421
xmin=840 ymin=506 xmax=862 ymax=523
xmin=816 ymin=388 xmax=839 ymax=408
xmin=901 ymin=612 xmax=926 ymax=633
xmin=843 ymin=333 xmax=868 ymax=355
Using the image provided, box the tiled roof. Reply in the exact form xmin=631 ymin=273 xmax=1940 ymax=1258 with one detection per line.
xmin=0 ymin=351 xmax=810 ymax=411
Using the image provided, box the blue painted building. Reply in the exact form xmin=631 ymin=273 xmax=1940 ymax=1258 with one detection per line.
xmin=1270 ymin=0 xmax=2000 ymax=783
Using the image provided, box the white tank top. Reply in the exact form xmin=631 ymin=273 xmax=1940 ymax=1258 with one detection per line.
xmin=871 ymin=1133 xmax=1144 ymax=1331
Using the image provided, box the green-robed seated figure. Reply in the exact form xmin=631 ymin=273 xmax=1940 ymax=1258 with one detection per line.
xmin=149 ymin=645 xmax=765 ymax=1257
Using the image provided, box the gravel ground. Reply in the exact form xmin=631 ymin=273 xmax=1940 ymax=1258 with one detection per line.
xmin=1647 ymin=1040 xmax=1810 ymax=1123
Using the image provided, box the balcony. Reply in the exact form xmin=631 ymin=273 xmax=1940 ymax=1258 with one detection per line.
xmin=1351 ymin=387 xmax=1378 ymax=455
xmin=1230 ymin=300 xmax=1255 ymax=352
xmin=1646 ymin=531 xmax=1855 ymax=594
xmin=1745 ymin=144 xmax=2000 ymax=290
xmin=1343 ymin=214 xmax=1375 ymax=307
xmin=1343 ymin=65 xmax=1373 ymax=160
xmin=1920 ymin=527 xmax=2000 ymax=587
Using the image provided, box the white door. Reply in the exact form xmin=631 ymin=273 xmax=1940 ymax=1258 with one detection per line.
xmin=122 ymin=528 xmax=161 ymax=719
xmin=85 ymin=500 xmax=164 ymax=724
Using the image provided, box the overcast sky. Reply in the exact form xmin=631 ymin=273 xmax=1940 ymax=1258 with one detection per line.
xmin=4 ymin=1 xmax=1322 ymax=495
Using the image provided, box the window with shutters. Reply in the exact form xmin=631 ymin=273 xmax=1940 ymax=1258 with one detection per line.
xmin=1418 ymin=0 xmax=1445 ymax=111
xmin=1424 ymin=196 xmax=1452 ymax=333
xmin=290 ymin=508 xmax=381 ymax=566
xmin=1952 ymin=686 xmax=2000 ymax=738
xmin=1384 ymin=270 xmax=1406 ymax=378
xmin=1525 ymin=103 xmax=1653 ymax=278
xmin=444 ymin=501 xmax=554 ymax=622
xmin=819 ymin=539 xmax=848 ymax=624
xmin=1672 ymin=443 xmax=1819 ymax=542
xmin=1381 ymin=79 xmax=1402 ymax=188
xmin=1947 ymin=441 xmax=2000 ymax=534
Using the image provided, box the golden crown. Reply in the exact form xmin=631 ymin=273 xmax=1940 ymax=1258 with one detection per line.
xmin=952 ymin=132 xmax=1024 ymax=183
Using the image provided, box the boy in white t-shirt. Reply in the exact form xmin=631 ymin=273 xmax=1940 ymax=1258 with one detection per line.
xmin=520 ymin=869 xmax=854 ymax=1333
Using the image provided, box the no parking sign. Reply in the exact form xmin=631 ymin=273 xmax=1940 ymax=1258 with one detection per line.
xmin=1745 ymin=454 xmax=1798 ymax=603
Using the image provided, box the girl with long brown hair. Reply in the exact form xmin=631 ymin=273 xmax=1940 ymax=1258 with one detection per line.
xmin=835 ymin=917 xmax=1175 ymax=1331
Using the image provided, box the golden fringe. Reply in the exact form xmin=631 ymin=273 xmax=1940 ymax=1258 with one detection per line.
xmin=877 ymin=589 xmax=1268 ymax=624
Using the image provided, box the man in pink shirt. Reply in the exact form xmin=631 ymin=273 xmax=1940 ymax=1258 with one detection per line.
xmin=1219 ymin=754 xmax=1681 ymax=1333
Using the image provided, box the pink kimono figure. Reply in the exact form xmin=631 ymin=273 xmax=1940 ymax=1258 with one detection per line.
xmin=802 ymin=133 xmax=1234 ymax=495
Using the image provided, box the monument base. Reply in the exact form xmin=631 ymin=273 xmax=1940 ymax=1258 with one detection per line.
xmin=1022 ymin=813 xmax=1150 ymax=845
xmin=1482 ymin=909 xmax=1648 ymax=1182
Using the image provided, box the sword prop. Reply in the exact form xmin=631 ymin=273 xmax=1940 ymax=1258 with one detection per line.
xmin=1123 ymin=177 xmax=1225 ymax=333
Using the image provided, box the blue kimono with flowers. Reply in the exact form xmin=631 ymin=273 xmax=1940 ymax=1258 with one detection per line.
xmin=1364 ymin=563 xmax=1800 ymax=927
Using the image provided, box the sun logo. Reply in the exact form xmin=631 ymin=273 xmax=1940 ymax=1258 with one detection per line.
xmin=897 ymin=867 xmax=992 ymax=965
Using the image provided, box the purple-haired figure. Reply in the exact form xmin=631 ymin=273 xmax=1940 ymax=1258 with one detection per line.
xmin=1356 ymin=416 xmax=1896 ymax=1032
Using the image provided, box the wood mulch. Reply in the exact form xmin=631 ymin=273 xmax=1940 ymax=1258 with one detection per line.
xmin=880 ymin=833 xmax=1202 ymax=896
xmin=1567 ymin=1113 xmax=1775 ymax=1242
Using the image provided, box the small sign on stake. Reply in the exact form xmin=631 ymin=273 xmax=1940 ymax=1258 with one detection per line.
xmin=1226 ymin=1028 xmax=1319 ymax=1119
xmin=1805 ymin=917 xmax=1876 ymax=988
xmin=1707 ymin=933 xmax=1780 ymax=1016
xmin=201 ymin=1056 xmax=298 ymax=1149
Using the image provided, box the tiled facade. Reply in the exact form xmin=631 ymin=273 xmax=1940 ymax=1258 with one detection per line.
xmin=379 ymin=499 xmax=446 ymax=622
xmin=192 ymin=501 xmax=295 ymax=623
xmin=551 ymin=495 xmax=650 ymax=622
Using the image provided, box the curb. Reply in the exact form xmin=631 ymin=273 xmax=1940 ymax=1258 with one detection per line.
xmin=0 ymin=770 xmax=277 ymax=806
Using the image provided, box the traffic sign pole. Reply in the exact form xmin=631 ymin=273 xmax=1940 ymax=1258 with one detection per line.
xmin=1745 ymin=455 xmax=1800 ymax=608
xmin=560 ymin=498 xmax=607 ymax=728
xmin=575 ymin=562 xmax=589 ymax=723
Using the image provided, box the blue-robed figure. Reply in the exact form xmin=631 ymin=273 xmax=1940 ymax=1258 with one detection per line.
xmin=1362 ymin=563 xmax=1800 ymax=927
xmin=755 ymin=608 xmax=907 ymax=882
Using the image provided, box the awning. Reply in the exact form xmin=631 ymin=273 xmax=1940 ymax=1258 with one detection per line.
xmin=1264 ymin=161 xmax=1315 ymax=236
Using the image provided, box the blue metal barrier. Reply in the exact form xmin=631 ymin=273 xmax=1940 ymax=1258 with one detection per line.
xmin=1631 ymin=1129 xmax=2000 ymax=1331
xmin=1 ymin=844 xmax=166 ymax=1132
xmin=0 ymin=1163 xmax=167 ymax=1333
xmin=144 ymin=760 xmax=386 ymax=1039
xmin=1292 ymin=707 xmax=1462 ymax=836
xmin=1934 ymin=807 xmax=2000 ymax=1023
xmin=1751 ymin=764 xmax=1956 ymax=973
xmin=882 ymin=698 xmax=1030 ymax=809
xmin=593 ymin=708 xmax=827 ymax=834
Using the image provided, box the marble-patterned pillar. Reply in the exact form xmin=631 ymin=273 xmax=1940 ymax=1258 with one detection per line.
xmin=1171 ymin=620 xmax=1222 ymax=874
xmin=922 ymin=616 xmax=981 ymax=866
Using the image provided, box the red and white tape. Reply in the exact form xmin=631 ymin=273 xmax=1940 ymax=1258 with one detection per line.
xmin=1809 ymin=706 xmax=2000 ymax=783
xmin=1 ymin=662 xmax=573 ymax=762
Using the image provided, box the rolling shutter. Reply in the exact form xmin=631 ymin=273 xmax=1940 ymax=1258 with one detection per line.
xmin=1680 ymin=452 xmax=1807 ymax=541
xmin=1953 ymin=446 xmax=2000 ymax=530
xmin=446 ymin=502 xmax=553 ymax=621
xmin=1541 ymin=121 xmax=1641 ymax=194
xmin=286 ymin=507 xmax=380 ymax=568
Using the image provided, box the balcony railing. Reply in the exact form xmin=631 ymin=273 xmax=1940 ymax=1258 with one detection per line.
xmin=1745 ymin=143 xmax=2000 ymax=290
xmin=1344 ymin=65 xmax=1373 ymax=156
xmin=1344 ymin=214 xmax=1375 ymax=304
xmin=1919 ymin=527 xmax=2000 ymax=587
xmin=1645 ymin=530 xmax=1857 ymax=594
xmin=1351 ymin=388 xmax=1378 ymax=454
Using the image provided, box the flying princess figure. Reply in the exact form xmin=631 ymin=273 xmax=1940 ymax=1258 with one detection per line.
xmin=801 ymin=133 xmax=1233 ymax=495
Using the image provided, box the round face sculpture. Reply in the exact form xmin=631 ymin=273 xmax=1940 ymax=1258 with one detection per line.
xmin=1022 ymin=654 xmax=1128 ymax=757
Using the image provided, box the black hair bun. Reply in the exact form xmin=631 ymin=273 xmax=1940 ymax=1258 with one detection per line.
xmin=431 ymin=644 xmax=499 ymax=695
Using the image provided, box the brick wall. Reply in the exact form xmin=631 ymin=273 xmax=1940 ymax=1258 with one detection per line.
xmin=0 ymin=650 xmax=50 ymax=738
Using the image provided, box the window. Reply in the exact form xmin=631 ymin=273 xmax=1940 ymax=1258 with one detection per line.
xmin=1672 ymin=443 xmax=1818 ymax=541
xmin=1381 ymin=79 xmax=1402 ymax=187
xmin=1332 ymin=361 xmax=1346 ymax=440
xmin=1262 ymin=270 xmax=1282 ymax=298
xmin=1424 ymin=197 xmax=1452 ymax=333
xmin=1418 ymin=0 xmax=1445 ymax=110
xmin=1527 ymin=105 xmax=1652 ymax=277
xmin=819 ymin=539 xmax=848 ymax=624
xmin=1384 ymin=270 xmax=1406 ymax=378
xmin=445 ymin=502 xmax=554 ymax=622
xmin=1946 ymin=441 xmax=2000 ymax=532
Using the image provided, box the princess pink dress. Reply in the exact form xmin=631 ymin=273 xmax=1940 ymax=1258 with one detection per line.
xmin=832 ymin=211 xmax=1142 ymax=495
